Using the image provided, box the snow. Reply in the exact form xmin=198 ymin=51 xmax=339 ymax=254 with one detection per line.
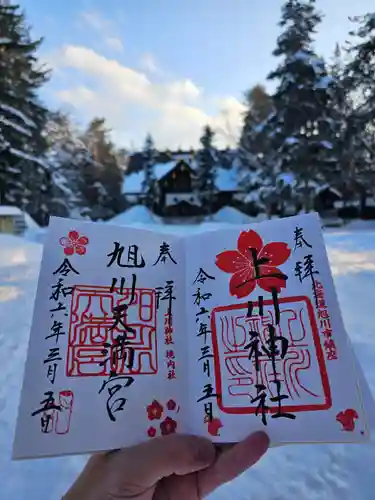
xmin=278 ymin=171 xmax=296 ymax=187
xmin=0 ymin=104 xmax=36 ymax=129
xmin=0 ymin=205 xmax=23 ymax=216
xmin=291 ymin=49 xmax=311 ymax=63
xmin=244 ymin=190 xmax=261 ymax=204
xmin=214 ymin=167 xmax=239 ymax=192
xmin=9 ymin=148 xmax=46 ymax=167
xmin=315 ymin=75 xmax=334 ymax=90
xmin=285 ymin=136 xmax=299 ymax=145
xmin=153 ymin=161 xmax=177 ymax=180
xmin=289 ymin=50 xmax=326 ymax=77
xmin=3 ymin=225 xmax=375 ymax=498
xmin=320 ymin=140 xmax=334 ymax=150
xmin=344 ymin=220 xmax=375 ymax=231
xmin=316 ymin=184 xmax=342 ymax=198
xmin=123 ymin=161 xmax=178 ymax=194
xmin=0 ymin=116 xmax=31 ymax=138
xmin=209 ymin=206 xmax=261 ymax=224
xmin=107 ymin=205 xmax=160 ymax=226
xmin=253 ymin=122 xmax=266 ymax=133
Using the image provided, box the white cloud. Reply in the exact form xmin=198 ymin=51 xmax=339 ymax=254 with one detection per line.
xmin=139 ymin=53 xmax=162 ymax=75
xmin=53 ymin=45 xmax=243 ymax=149
xmin=104 ymin=37 xmax=124 ymax=53
xmin=166 ymin=80 xmax=201 ymax=102
xmin=57 ymin=86 xmax=97 ymax=105
xmin=80 ymin=10 xmax=124 ymax=53
xmin=213 ymin=96 xmax=246 ymax=143
xmin=81 ymin=10 xmax=112 ymax=32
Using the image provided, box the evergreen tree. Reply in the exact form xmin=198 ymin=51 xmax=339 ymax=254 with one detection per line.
xmin=196 ymin=125 xmax=217 ymax=215
xmin=266 ymin=0 xmax=338 ymax=212
xmin=241 ymin=85 xmax=274 ymax=139
xmin=142 ymin=133 xmax=157 ymax=210
xmin=0 ymin=2 xmax=50 ymax=224
xmin=82 ymin=118 xmax=124 ymax=219
xmin=239 ymin=85 xmax=277 ymax=217
xmin=342 ymin=13 xmax=375 ymax=208
xmin=45 ymin=111 xmax=94 ymax=219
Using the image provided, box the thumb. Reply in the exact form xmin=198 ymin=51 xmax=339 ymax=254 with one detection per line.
xmin=114 ymin=434 xmax=216 ymax=487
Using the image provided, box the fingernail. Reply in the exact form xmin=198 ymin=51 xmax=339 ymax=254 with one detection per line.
xmin=251 ymin=431 xmax=270 ymax=451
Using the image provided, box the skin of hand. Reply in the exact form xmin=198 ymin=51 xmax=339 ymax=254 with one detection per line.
xmin=63 ymin=431 xmax=269 ymax=500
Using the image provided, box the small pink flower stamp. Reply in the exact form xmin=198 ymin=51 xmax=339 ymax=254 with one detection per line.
xmin=59 ymin=231 xmax=89 ymax=256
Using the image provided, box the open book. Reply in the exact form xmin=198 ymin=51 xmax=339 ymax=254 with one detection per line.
xmin=12 ymin=213 xmax=374 ymax=459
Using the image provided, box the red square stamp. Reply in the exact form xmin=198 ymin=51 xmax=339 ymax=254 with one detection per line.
xmin=211 ymin=296 xmax=331 ymax=415
xmin=66 ymin=285 xmax=158 ymax=377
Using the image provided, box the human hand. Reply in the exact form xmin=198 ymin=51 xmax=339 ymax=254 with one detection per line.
xmin=63 ymin=431 xmax=269 ymax=499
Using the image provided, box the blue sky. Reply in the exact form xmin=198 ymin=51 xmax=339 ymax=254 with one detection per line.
xmin=21 ymin=0 xmax=375 ymax=150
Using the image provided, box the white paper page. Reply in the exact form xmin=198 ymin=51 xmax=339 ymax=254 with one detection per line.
xmin=185 ymin=213 xmax=371 ymax=444
xmin=13 ymin=217 xmax=187 ymax=459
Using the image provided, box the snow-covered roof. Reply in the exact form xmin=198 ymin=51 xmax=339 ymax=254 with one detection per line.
xmin=123 ymin=171 xmax=144 ymax=194
xmin=0 ymin=205 xmax=23 ymax=216
xmin=214 ymin=167 xmax=239 ymax=191
xmin=123 ymin=160 xmax=190 ymax=194
xmin=316 ymin=184 xmax=342 ymax=198
xmin=154 ymin=161 xmax=177 ymax=180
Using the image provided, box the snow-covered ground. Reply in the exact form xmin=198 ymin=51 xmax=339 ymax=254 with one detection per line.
xmin=2 ymin=219 xmax=375 ymax=499
xmin=108 ymin=204 xmax=161 ymax=226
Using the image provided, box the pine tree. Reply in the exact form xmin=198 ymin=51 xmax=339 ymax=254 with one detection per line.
xmin=82 ymin=118 xmax=123 ymax=219
xmin=0 ymin=2 xmax=50 ymax=224
xmin=342 ymin=13 xmax=375 ymax=209
xmin=142 ymin=133 xmax=157 ymax=210
xmin=266 ymin=0 xmax=338 ymax=212
xmin=239 ymin=85 xmax=277 ymax=217
xmin=45 ymin=111 xmax=97 ymax=219
xmin=196 ymin=125 xmax=217 ymax=216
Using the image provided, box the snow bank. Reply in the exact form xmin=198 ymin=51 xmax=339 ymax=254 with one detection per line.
xmin=345 ymin=220 xmax=375 ymax=231
xmin=209 ymin=206 xmax=265 ymax=225
xmin=107 ymin=205 xmax=160 ymax=226
xmin=24 ymin=222 xmax=46 ymax=244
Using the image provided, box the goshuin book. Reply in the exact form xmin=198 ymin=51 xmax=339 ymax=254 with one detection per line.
xmin=12 ymin=213 xmax=375 ymax=459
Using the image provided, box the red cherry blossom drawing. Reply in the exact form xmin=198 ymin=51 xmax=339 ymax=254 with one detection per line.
xmin=59 ymin=230 xmax=89 ymax=256
xmin=215 ymin=229 xmax=291 ymax=298
xmin=147 ymin=426 xmax=157 ymax=438
xmin=160 ymin=416 xmax=177 ymax=435
xmin=147 ymin=400 xmax=164 ymax=420
xmin=336 ymin=409 xmax=359 ymax=432
xmin=204 ymin=416 xmax=223 ymax=437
